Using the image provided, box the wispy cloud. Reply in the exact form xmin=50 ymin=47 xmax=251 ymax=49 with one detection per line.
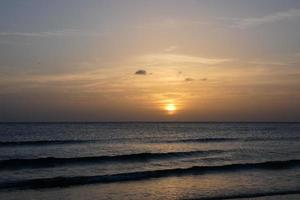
xmin=247 ymin=60 xmax=290 ymax=66
xmin=138 ymin=53 xmax=232 ymax=65
xmin=0 ymin=29 xmax=104 ymax=37
xmin=164 ymin=45 xmax=178 ymax=53
xmin=235 ymin=8 xmax=300 ymax=28
xmin=136 ymin=18 xmax=211 ymax=30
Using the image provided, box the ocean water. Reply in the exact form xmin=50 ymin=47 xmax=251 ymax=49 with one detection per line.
xmin=0 ymin=122 xmax=299 ymax=200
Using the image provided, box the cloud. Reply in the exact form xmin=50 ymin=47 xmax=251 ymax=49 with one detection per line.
xmin=135 ymin=70 xmax=147 ymax=75
xmin=139 ymin=53 xmax=232 ymax=65
xmin=235 ymin=8 xmax=300 ymax=28
xmin=184 ymin=78 xmax=194 ymax=82
xmin=135 ymin=17 xmax=212 ymax=31
xmin=164 ymin=45 xmax=178 ymax=52
xmin=0 ymin=29 xmax=104 ymax=37
xmin=184 ymin=78 xmax=207 ymax=82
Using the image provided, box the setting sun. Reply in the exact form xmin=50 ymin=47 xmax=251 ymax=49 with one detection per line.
xmin=165 ymin=104 xmax=176 ymax=113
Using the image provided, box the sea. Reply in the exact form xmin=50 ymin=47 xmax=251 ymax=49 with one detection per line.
xmin=0 ymin=122 xmax=299 ymax=200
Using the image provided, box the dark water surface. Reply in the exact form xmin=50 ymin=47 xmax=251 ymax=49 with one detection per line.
xmin=0 ymin=122 xmax=299 ymax=199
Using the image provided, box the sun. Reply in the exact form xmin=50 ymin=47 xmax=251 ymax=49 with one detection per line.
xmin=165 ymin=103 xmax=176 ymax=114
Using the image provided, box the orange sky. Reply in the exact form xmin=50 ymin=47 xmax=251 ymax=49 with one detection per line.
xmin=1 ymin=1 xmax=300 ymax=121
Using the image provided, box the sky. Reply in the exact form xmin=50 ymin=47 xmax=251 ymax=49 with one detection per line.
xmin=0 ymin=0 xmax=300 ymax=122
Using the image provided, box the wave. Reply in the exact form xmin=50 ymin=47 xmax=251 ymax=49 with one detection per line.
xmin=0 ymin=150 xmax=225 ymax=170
xmin=175 ymin=138 xmax=238 ymax=143
xmin=174 ymin=137 xmax=300 ymax=143
xmin=0 ymin=140 xmax=97 ymax=147
xmin=0 ymin=159 xmax=299 ymax=190
xmin=186 ymin=190 xmax=300 ymax=200
xmin=1 ymin=136 xmax=299 ymax=147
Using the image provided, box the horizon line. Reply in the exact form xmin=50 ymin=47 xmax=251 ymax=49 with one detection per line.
xmin=0 ymin=121 xmax=299 ymax=124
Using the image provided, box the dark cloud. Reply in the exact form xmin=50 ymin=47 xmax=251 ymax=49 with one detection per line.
xmin=135 ymin=70 xmax=147 ymax=75
xmin=184 ymin=77 xmax=207 ymax=82
xmin=184 ymin=78 xmax=194 ymax=82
